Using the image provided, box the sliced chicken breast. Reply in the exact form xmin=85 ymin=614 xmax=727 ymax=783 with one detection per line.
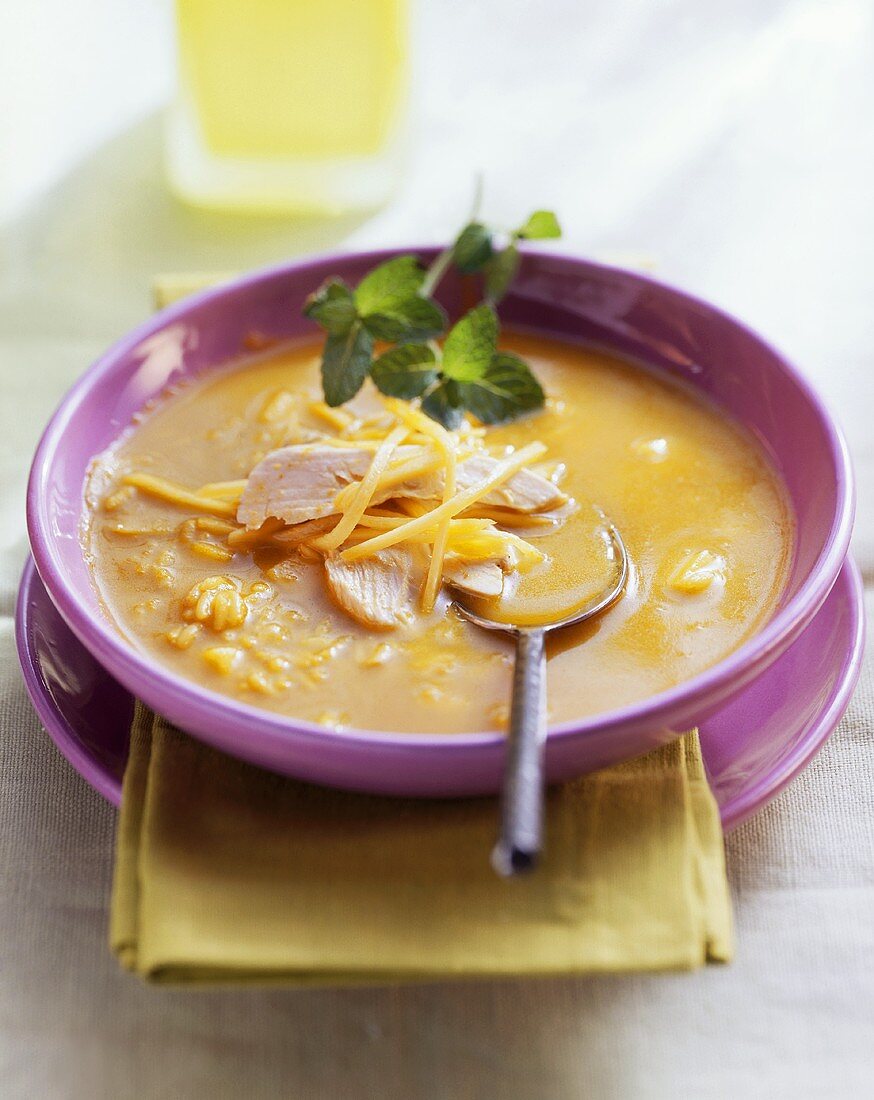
xmin=454 ymin=454 xmax=565 ymax=513
xmin=238 ymin=443 xmax=439 ymax=529
xmin=238 ymin=443 xmax=565 ymax=531
xmin=324 ymin=548 xmax=416 ymax=630
xmin=237 ymin=445 xmax=373 ymax=529
xmin=442 ymin=559 xmax=506 ymax=598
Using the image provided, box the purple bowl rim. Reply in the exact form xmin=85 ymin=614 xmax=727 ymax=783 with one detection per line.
xmin=14 ymin=559 xmax=127 ymax=806
xmin=26 ymin=246 xmax=856 ymax=754
xmin=14 ymin=553 xmax=865 ymax=827
xmin=718 ymin=554 xmax=865 ymax=829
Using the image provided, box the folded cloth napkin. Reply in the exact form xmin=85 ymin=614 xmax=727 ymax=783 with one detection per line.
xmin=111 ymin=704 xmax=733 ymax=984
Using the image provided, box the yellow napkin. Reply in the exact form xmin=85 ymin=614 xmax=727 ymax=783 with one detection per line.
xmin=111 ymin=704 xmax=732 ymax=984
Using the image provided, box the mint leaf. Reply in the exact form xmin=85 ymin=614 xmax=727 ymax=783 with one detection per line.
xmin=452 ymin=222 xmax=493 ymax=274
xmin=361 ymin=297 xmax=447 ymax=342
xmin=457 ymin=352 xmax=545 ymax=424
xmin=354 ymin=255 xmax=425 ymax=315
xmin=320 ymin=322 xmax=374 ymax=406
xmin=441 ymin=304 xmax=498 ymax=382
xmin=371 ymin=344 xmax=439 ymax=399
xmin=483 ymin=244 xmax=520 ymax=303
xmin=303 ymin=279 xmax=357 ymax=336
xmin=308 ymin=197 xmax=558 ymax=424
xmin=421 ymin=379 xmax=465 ymax=430
xmin=517 ymin=210 xmax=561 ymax=240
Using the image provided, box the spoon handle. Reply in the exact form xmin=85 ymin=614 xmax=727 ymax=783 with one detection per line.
xmin=493 ymin=628 xmax=547 ymax=876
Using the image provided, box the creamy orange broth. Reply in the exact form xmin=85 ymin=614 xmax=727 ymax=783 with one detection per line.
xmin=83 ymin=334 xmax=793 ymax=733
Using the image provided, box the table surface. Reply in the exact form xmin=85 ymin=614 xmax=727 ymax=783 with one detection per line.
xmin=2 ymin=1 xmax=873 ymax=1096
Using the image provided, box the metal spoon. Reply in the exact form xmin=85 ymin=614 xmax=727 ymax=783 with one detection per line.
xmin=449 ymin=519 xmax=629 ymax=877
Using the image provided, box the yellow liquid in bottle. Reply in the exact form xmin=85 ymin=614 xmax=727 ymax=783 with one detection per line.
xmin=168 ymin=0 xmax=408 ymax=213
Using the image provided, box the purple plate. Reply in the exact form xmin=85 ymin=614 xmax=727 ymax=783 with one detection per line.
xmin=26 ymin=250 xmax=856 ymax=795
xmin=15 ymin=555 xmax=864 ymax=828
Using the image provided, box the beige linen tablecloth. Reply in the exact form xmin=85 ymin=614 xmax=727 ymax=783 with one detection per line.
xmin=2 ymin=1 xmax=873 ymax=1096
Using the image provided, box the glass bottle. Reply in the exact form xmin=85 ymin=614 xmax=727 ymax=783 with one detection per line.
xmin=167 ymin=0 xmax=409 ymax=214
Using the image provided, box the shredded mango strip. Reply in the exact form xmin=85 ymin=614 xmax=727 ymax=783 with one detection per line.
xmin=226 ymin=516 xmax=286 ymax=548
xmin=321 ymin=438 xmax=382 ymax=451
xmin=340 ymin=442 xmax=547 ymax=562
xmin=461 ymin=504 xmax=555 ymax=528
xmin=339 ymin=518 xmax=493 ymax=549
xmin=498 ymin=530 xmax=546 ymax=565
xmin=448 ymin=529 xmax=544 ymax=566
xmin=356 ymin=505 xmax=406 ymax=519
xmin=195 ymin=479 xmax=248 ymax=500
xmin=371 ymin=449 xmax=444 ymax=489
xmin=196 ymin=516 xmax=237 ymax=535
xmin=123 ymin=473 xmax=237 ymax=518
xmin=189 ymin=541 xmax=233 ymax=563
xmin=349 ymin=427 xmax=399 ymax=441
xmin=352 ymin=513 xmax=412 ymax=531
xmin=102 ymin=524 xmax=173 ymax=538
xmin=445 ymin=533 xmax=505 ymax=561
xmin=350 ymin=413 xmax=393 ymax=431
xmin=385 ymin=399 xmax=457 ymax=613
xmin=350 ymin=427 xmax=441 ymax=447
xmin=332 ymin=446 xmax=442 ymax=513
xmin=313 ymin=424 xmax=409 ymax=552
xmin=353 ymin=514 xmax=493 ymax=534
xmin=339 ymin=525 xmax=407 ymax=547
xmin=308 ymin=400 xmax=356 ymax=432
xmin=270 ymin=517 xmax=335 ymax=547
xmin=330 ymin=436 xmax=484 ymax=514
xmin=397 ymin=498 xmax=431 ymax=518
xmin=394 ymin=431 xmax=439 ymax=448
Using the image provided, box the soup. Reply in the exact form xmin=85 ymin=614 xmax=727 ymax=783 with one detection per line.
xmin=83 ymin=333 xmax=793 ymax=733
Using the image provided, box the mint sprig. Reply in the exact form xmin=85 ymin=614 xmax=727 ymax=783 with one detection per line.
xmin=302 ymin=200 xmax=561 ymax=423
xmin=451 ymin=208 xmax=562 ymax=304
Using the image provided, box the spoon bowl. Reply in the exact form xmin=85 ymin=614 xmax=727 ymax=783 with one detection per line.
xmin=449 ymin=520 xmax=630 ymax=875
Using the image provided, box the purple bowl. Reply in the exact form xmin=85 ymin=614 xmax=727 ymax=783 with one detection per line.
xmin=26 ymin=250 xmax=854 ymax=796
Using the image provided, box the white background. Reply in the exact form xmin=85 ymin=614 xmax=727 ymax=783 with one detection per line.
xmin=2 ymin=1 xmax=873 ymax=1095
